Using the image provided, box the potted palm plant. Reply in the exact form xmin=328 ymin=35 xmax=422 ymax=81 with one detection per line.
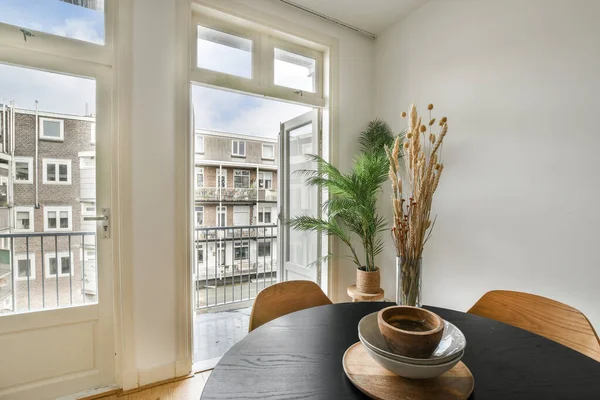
xmin=289 ymin=120 xmax=398 ymax=294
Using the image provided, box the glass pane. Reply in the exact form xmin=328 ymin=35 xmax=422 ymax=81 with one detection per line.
xmin=61 ymin=256 xmax=71 ymax=274
xmin=49 ymin=258 xmax=58 ymax=275
xmin=18 ymin=259 xmax=30 ymax=277
xmin=59 ymin=164 xmax=68 ymax=181
xmin=263 ymin=145 xmax=274 ymax=159
xmin=47 ymin=164 xmax=56 ymax=181
xmin=43 ymin=120 xmax=61 ymax=138
xmin=274 ymin=48 xmax=316 ymax=93
xmin=288 ymin=122 xmax=317 ymax=266
xmin=60 ymin=211 xmax=69 ymax=228
xmin=0 ymin=0 xmax=105 ymax=44
xmin=197 ymin=26 xmax=252 ymax=78
xmin=15 ymin=162 xmax=29 ymax=180
xmin=16 ymin=212 xmax=29 ymax=229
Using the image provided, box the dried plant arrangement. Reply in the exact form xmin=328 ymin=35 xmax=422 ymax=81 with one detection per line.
xmin=385 ymin=103 xmax=448 ymax=306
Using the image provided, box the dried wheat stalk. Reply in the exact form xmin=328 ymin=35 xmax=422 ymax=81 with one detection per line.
xmin=386 ymin=103 xmax=448 ymax=261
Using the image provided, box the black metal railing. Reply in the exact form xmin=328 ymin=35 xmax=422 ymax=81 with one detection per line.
xmin=0 ymin=231 xmax=97 ymax=315
xmin=194 ymin=224 xmax=277 ymax=310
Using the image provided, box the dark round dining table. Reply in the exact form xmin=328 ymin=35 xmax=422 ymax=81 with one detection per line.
xmin=200 ymin=302 xmax=600 ymax=399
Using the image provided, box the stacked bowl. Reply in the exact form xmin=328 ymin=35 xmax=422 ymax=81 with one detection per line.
xmin=358 ymin=306 xmax=466 ymax=379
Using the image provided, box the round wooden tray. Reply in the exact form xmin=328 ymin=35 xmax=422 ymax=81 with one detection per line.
xmin=343 ymin=342 xmax=474 ymax=400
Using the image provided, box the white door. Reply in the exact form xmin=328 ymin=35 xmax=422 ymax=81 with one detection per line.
xmin=279 ymin=110 xmax=324 ymax=285
xmin=0 ymin=64 xmax=115 ymax=399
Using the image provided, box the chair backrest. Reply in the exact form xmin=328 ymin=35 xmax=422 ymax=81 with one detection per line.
xmin=249 ymin=280 xmax=332 ymax=332
xmin=468 ymin=290 xmax=600 ymax=362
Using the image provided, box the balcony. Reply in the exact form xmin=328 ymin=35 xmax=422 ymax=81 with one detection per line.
xmin=194 ymin=224 xmax=278 ymax=310
xmin=195 ymin=187 xmax=258 ymax=202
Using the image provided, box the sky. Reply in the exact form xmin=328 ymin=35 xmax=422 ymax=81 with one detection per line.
xmin=0 ymin=1 xmax=314 ymax=137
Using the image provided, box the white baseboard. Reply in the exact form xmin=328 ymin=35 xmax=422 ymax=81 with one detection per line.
xmin=121 ymin=370 xmax=139 ymax=392
xmin=137 ymin=363 xmax=176 ymax=387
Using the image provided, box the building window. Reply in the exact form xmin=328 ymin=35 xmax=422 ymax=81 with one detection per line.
xmin=217 ymin=168 xmax=227 ymax=188
xmin=195 ymin=206 xmax=204 ymax=227
xmin=14 ymin=157 xmax=33 ymax=184
xmin=44 ymin=206 xmax=72 ymax=232
xmin=40 ymin=117 xmax=64 ymax=141
xmin=195 ymin=134 xmax=204 ymax=153
xmin=45 ymin=252 xmax=74 ymax=278
xmin=14 ymin=206 xmax=34 ymax=232
xmin=258 ymin=206 xmax=272 ymax=224
xmin=258 ymin=242 xmax=271 ymax=257
xmin=217 ymin=206 xmax=227 ymax=227
xmin=15 ymin=254 xmax=36 ymax=281
xmin=234 ymin=240 xmax=250 ymax=260
xmin=90 ymin=122 xmax=96 ymax=144
xmin=232 ymin=140 xmax=246 ymax=157
xmin=195 ymin=168 xmax=204 ymax=189
xmin=233 ymin=206 xmax=250 ymax=226
xmin=233 ymin=170 xmax=250 ymax=188
xmin=43 ymin=159 xmax=72 ymax=184
xmin=262 ymin=144 xmax=275 ymax=160
xmin=197 ymin=244 xmax=204 ymax=264
xmin=258 ymin=171 xmax=273 ymax=189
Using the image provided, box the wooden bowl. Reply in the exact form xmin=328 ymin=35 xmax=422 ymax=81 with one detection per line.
xmin=377 ymin=306 xmax=444 ymax=358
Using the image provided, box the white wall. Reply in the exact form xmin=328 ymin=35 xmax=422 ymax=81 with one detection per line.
xmin=374 ymin=0 xmax=600 ymax=330
xmin=129 ymin=0 xmax=177 ymax=383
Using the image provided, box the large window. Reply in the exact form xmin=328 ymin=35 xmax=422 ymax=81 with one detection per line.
xmin=233 ymin=170 xmax=250 ymax=188
xmin=44 ymin=206 xmax=72 ymax=231
xmin=40 ymin=117 xmax=65 ymax=141
xmin=43 ymin=159 xmax=72 ymax=184
xmin=0 ymin=0 xmax=106 ymax=45
xmin=14 ymin=157 xmax=33 ymax=183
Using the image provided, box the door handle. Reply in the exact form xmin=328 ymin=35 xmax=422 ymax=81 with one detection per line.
xmin=83 ymin=208 xmax=110 ymax=239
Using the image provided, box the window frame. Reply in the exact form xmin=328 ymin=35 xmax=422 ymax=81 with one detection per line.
xmin=44 ymin=206 xmax=73 ymax=232
xmin=258 ymin=205 xmax=272 ymax=224
xmin=14 ymin=206 xmax=34 ymax=233
xmin=45 ymin=251 xmax=75 ymax=278
xmin=233 ymin=169 xmax=250 ymax=188
xmin=233 ymin=239 xmax=250 ymax=260
xmin=195 ymin=167 xmax=204 ymax=189
xmin=43 ymin=158 xmax=72 ymax=185
xmin=14 ymin=156 xmax=34 ymax=184
xmin=190 ymin=11 xmax=325 ymax=107
xmin=231 ymin=140 xmax=246 ymax=157
xmin=216 ymin=206 xmax=227 ymax=227
xmin=261 ymin=144 xmax=275 ymax=160
xmin=195 ymin=206 xmax=204 ymax=227
xmin=216 ymin=168 xmax=227 ymax=188
xmin=39 ymin=117 xmax=65 ymax=141
xmin=14 ymin=253 xmax=36 ymax=281
xmin=258 ymin=241 xmax=271 ymax=258
xmin=258 ymin=171 xmax=273 ymax=189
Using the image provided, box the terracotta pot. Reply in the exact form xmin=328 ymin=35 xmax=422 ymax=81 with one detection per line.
xmin=356 ymin=267 xmax=380 ymax=294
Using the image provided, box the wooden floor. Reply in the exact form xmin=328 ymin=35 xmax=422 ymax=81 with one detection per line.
xmin=93 ymin=370 xmax=211 ymax=400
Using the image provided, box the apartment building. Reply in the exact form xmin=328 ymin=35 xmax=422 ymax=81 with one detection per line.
xmin=0 ymin=104 xmax=96 ymax=313
xmin=194 ymin=130 xmax=278 ymax=283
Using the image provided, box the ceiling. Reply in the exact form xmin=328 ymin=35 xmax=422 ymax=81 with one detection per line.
xmin=284 ymin=0 xmax=428 ymax=36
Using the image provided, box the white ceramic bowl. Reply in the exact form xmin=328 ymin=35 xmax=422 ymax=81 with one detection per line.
xmin=358 ymin=311 xmax=466 ymax=365
xmin=362 ymin=341 xmax=464 ymax=379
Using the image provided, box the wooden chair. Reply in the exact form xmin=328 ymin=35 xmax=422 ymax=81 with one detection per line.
xmin=249 ymin=280 xmax=332 ymax=332
xmin=468 ymin=290 xmax=600 ymax=362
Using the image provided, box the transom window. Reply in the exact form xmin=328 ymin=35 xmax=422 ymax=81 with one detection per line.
xmin=197 ymin=26 xmax=252 ymax=79
xmin=232 ymin=140 xmax=246 ymax=157
xmin=15 ymin=254 xmax=36 ymax=281
xmin=262 ymin=144 xmax=275 ymax=160
xmin=234 ymin=240 xmax=249 ymax=260
xmin=40 ymin=117 xmax=65 ymax=141
xmin=14 ymin=157 xmax=33 ymax=183
xmin=14 ymin=207 xmax=34 ymax=232
xmin=258 ymin=171 xmax=273 ymax=189
xmin=45 ymin=252 xmax=74 ymax=278
xmin=44 ymin=206 xmax=72 ymax=231
xmin=43 ymin=159 xmax=72 ymax=184
xmin=274 ymin=48 xmax=317 ymax=93
xmin=233 ymin=170 xmax=250 ymax=188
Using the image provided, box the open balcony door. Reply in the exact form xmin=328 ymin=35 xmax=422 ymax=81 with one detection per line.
xmin=279 ymin=110 xmax=326 ymax=288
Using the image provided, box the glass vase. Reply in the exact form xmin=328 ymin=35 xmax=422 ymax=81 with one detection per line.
xmin=396 ymin=257 xmax=422 ymax=307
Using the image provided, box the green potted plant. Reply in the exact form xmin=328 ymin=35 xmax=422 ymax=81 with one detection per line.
xmin=289 ymin=120 xmax=399 ymax=294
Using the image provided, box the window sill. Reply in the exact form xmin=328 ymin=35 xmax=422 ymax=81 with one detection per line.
xmin=43 ymin=181 xmax=72 ymax=185
xmin=14 ymin=180 xmax=33 ymax=185
xmin=39 ymin=137 xmax=64 ymax=142
xmin=231 ymin=155 xmax=246 ymax=158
